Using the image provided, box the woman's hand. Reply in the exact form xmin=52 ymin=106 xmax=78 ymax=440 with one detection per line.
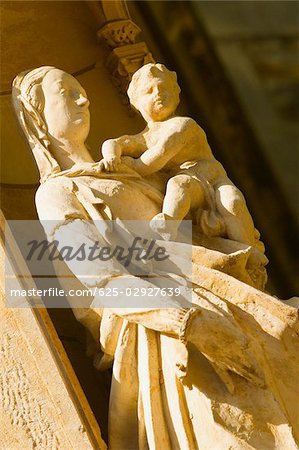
xmin=182 ymin=307 xmax=265 ymax=387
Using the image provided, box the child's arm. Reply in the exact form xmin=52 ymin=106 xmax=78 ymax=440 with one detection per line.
xmin=101 ymin=134 xmax=146 ymax=172
xmin=123 ymin=118 xmax=200 ymax=176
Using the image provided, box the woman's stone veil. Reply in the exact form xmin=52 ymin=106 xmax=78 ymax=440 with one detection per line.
xmin=12 ymin=66 xmax=61 ymax=183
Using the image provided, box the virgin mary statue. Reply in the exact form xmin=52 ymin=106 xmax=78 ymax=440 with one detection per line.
xmin=12 ymin=65 xmax=299 ymax=450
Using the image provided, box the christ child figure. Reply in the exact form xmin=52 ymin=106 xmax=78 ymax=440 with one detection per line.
xmin=100 ymin=63 xmax=264 ymax=254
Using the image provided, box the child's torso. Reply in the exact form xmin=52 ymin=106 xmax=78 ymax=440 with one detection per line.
xmin=140 ymin=119 xmax=215 ymax=171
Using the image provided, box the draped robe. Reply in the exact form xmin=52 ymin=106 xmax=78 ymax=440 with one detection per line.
xmin=35 ymin=166 xmax=299 ymax=450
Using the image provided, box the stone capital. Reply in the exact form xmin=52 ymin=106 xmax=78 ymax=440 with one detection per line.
xmin=98 ymin=19 xmax=141 ymax=48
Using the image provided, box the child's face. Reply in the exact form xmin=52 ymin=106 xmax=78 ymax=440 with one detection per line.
xmin=134 ymin=74 xmax=180 ymax=122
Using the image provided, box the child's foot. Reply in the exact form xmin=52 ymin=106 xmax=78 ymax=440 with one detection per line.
xmin=150 ymin=213 xmax=178 ymax=241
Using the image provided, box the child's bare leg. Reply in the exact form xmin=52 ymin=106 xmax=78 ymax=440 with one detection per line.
xmin=162 ymin=175 xmax=205 ymax=219
xmin=150 ymin=175 xmax=205 ymax=240
xmin=215 ymin=180 xmax=257 ymax=246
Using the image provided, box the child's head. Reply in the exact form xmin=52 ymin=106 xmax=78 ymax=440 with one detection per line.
xmin=128 ymin=63 xmax=181 ymax=122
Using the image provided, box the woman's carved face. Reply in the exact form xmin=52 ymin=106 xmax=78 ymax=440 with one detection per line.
xmin=41 ymin=69 xmax=90 ymax=142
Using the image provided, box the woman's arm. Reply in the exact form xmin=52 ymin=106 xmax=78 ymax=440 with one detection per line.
xmin=91 ymin=289 xmax=264 ymax=387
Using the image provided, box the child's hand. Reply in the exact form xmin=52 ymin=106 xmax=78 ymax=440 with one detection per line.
xmin=100 ymin=140 xmax=122 ymax=172
xmin=101 ymin=155 xmax=121 ymax=172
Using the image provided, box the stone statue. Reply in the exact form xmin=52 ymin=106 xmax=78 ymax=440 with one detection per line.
xmin=101 ymin=63 xmax=264 ymax=256
xmin=12 ymin=65 xmax=299 ymax=449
